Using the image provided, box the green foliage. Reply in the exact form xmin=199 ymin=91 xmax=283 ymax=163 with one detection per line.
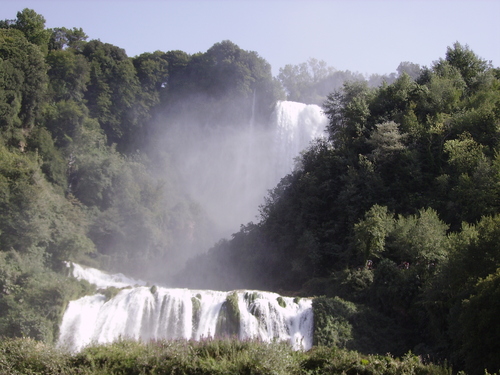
xmin=43 ymin=99 xmax=89 ymax=148
xmin=324 ymin=80 xmax=374 ymax=152
xmin=132 ymin=51 xmax=169 ymax=118
xmin=46 ymin=49 xmax=90 ymax=101
xmin=456 ymin=269 xmax=500 ymax=374
xmin=324 ymin=268 xmax=374 ymax=302
xmin=0 ymin=338 xmax=73 ymax=375
xmin=312 ymin=296 xmax=418 ymax=356
xmin=313 ymin=296 xmax=356 ymax=348
xmin=387 ymin=208 xmax=449 ymax=264
xmin=301 ymin=346 xmax=450 ymax=375
xmin=277 ymin=58 xmax=365 ymax=104
xmin=0 ymin=249 xmax=95 ymax=342
xmin=366 ymin=121 xmax=407 ymax=162
xmin=11 ymin=9 xmax=51 ymax=53
xmin=82 ymin=39 xmax=142 ymax=146
xmin=0 ymin=144 xmax=95 ymax=263
xmin=0 ymin=27 xmax=48 ymax=139
xmin=160 ymin=40 xmax=280 ymax=127
xmin=277 ymin=296 xmax=286 ymax=308
xmin=443 ymin=42 xmax=490 ymax=89
xmin=0 ymin=337 xmax=450 ymax=375
xmin=48 ymin=26 xmax=87 ymax=52
xmin=370 ymin=258 xmax=421 ymax=319
xmin=26 ymin=127 xmax=67 ymax=189
xmin=216 ymin=291 xmax=240 ymax=337
xmin=354 ymin=204 xmax=393 ymax=262
xmin=444 ymin=132 xmax=485 ymax=174
xmin=443 ymin=215 xmax=500 ymax=293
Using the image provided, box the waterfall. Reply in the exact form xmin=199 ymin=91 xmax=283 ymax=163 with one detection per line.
xmin=57 ymin=102 xmax=324 ymax=352
xmin=271 ymin=101 xmax=328 ymax=180
xmin=59 ymin=263 xmax=313 ymax=352
xmin=165 ymin=100 xmax=327 ymax=238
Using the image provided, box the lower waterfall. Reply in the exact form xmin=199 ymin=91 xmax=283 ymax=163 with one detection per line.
xmin=58 ymin=263 xmax=313 ymax=352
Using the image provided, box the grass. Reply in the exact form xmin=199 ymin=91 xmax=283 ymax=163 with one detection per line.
xmin=0 ymin=336 xmax=454 ymax=375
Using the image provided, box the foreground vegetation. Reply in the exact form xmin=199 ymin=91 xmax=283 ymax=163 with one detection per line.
xmin=0 ymin=337 xmax=452 ymax=375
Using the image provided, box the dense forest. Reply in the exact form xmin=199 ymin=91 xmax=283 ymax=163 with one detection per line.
xmin=0 ymin=8 xmax=499 ymax=374
xmin=179 ymin=44 xmax=500 ymax=373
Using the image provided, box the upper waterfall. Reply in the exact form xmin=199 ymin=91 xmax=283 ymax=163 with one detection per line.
xmin=271 ymin=101 xmax=328 ymax=179
xmin=164 ymin=100 xmax=328 ymax=238
xmin=59 ymin=263 xmax=314 ymax=352
xmin=67 ymin=262 xmax=147 ymax=289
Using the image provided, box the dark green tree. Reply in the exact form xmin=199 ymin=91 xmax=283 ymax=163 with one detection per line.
xmin=82 ymin=40 xmax=141 ymax=147
xmin=442 ymin=42 xmax=490 ymax=90
xmin=0 ymin=28 xmax=48 ymax=144
xmin=46 ymin=49 xmax=90 ymax=101
xmin=353 ymin=204 xmax=393 ymax=262
xmin=457 ymin=269 xmax=500 ymax=374
xmin=11 ymin=8 xmax=51 ymax=54
xmin=48 ymin=27 xmax=87 ymax=51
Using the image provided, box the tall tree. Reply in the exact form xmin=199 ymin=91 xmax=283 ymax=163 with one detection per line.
xmin=0 ymin=28 xmax=47 ymax=145
xmin=11 ymin=8 xmax=51 ymax=54
xmin=82 ymin=40 xmax=141 ymax=147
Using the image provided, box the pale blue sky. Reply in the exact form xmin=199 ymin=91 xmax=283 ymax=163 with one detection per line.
xmin=2 ymin=0 xmax=499 ymax=76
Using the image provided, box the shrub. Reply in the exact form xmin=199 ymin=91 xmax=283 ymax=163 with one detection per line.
xmin=0 ymin=337 xmax=453 ymax=374
xmin=312 ymin=296 xmax=356 ymax=347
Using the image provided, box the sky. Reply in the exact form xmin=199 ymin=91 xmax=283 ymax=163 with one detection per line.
xmin=2 ymin=0 xmax=499 ymax=76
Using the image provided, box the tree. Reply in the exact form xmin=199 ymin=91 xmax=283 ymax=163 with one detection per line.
xmin=427 ymin=62 xmax=466 ymax=115
xmin=443 ymin=42 xmax=490 ymax=89
xmin=11 ymin=9 xmax=51 ymax=54
xmin=46 ymin=49 xmax=90 ymax=101
xmin=82 ymin=40 xmax=141 ymax=146
xmin=387 ymin=208 xmax=449 ymax=265
xmin=0 ymin=144 xmax=94 ymax=262
xmin=444 ymin=132 xmax=485 ymax=175
xmin=397 ymin=61 xmax=421 ymax=80
xmin=26 ymin=127 xmax=67 ymax=189
xmin=323 ymin=81 xmax=373 ymax=153
xmin=366 ymin=121 xmax=406 ymax=162
xmin=43 ymin=100 xmax=89 ymax=148
xmin=48 ymin=27 xmax=87 ymax=51
xmin=132 ymin=51 xmax=169 ymax=120
xmin=159 ymin=40 xmax=279 ymax=128
xmin=457 ymin=269 xmax=500 ymax=374
xmin=353 ymin=205 xmax=393 ymax=262
xmin=278 ymin=59 xmax=361 ymax=105
xmin=0 ymin=28 xmax=48 ymax=144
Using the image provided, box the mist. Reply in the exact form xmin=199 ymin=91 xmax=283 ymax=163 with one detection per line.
xmin=148 ymin=92 xmax=328 ymax=276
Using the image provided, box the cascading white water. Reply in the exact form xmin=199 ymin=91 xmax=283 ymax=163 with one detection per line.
xmin=58 ymin=263 xmax=313 ymax=352
xmin=69 ymin=262 xmax=147 ymax=288
xmin=166 ymin=100 xmax=328 ymax=238
xmin=271 ymin=101 xmax=328 ymax=179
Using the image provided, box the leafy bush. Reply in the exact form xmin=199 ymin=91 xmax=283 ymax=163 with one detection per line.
xmin=0 ymin=337 xmax=451 ymax=375
xmin=313 ymin=296 xmax=356 ymax=348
